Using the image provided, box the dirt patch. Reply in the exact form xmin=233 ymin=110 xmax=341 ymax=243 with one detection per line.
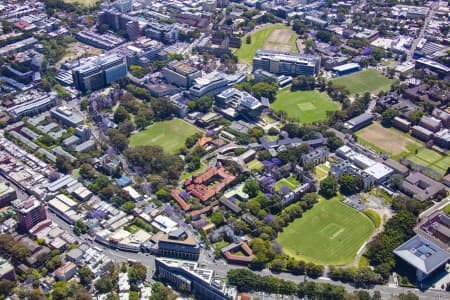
xmin=263 ymin=29 xmax=296 ymax=52
xmin=357 ymin=122 xmax=420 ymax=155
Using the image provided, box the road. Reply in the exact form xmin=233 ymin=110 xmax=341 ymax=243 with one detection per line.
xmin=46 ymin=207 xmax=450 ymax=299
xmin=407 ymin=1 xmax=440 ymax=61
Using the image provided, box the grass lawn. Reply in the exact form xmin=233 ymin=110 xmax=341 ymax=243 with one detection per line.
xmin=275 ymin=176 xmax=300 ymax=191
xmin=363 ymin=209 xmax=381 ymax=228
xmin=72 ymin=168 xmax=80 ymax=179
xmin=331 ymin=69 xmax=394 ymax=95
xmin=445 ymin=204 xmax=450 ymax=215
xmin=124 ymin=224 xmax=140 ymax=234
xmin=129 ymin=119 xmax=202 ymax=154
xmin=246 ymin=159 xmax=264 ymax=171
xmin=63 ymin=0 xmax=98 ymax=7
xmin=314 ymin=164 xmax=330 ymax=181
xmin=214 ymin=240 xmax=229 ymax=251
xmin=359 ymin=256 xmax=369 ymax=268
xmin=278 ymin=196 xmax=375 ymax=265
xmin=271 ymin=89 xmax=340 ymax=124
xmin=235 ymin=24 xmax=296 ymax=64
xmin=180 ymin=162 xmax=207 ymax=181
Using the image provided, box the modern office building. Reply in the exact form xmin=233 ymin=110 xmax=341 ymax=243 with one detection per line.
xmin=97 ymin=9 xmax=140 ymax=41
xmin=216 ymin=88 xmax=264 ymax=119
xmin=72 ymin=54 xmax=128 ymax=92
xmin=190 ymin=73 xmax=229 ymax=98
xmin=394 ymin=235 xmax=450 ymax=281
xmin=162 ymin=61 xmax=201 ymax=88
xmin=155 ymin=258 xmax=237 ymax=300
xmin=144 ymin=22 xmax=178 ymax=44
xmin=15 ymin=199 xmax=47 ymax=231
xmin=253 ymin=50 xmax=321 ymax=77
xmin=50 ymin=106 xmax=85 ymax=127
xmin=156 ymin=229 xmax=200 ymax=260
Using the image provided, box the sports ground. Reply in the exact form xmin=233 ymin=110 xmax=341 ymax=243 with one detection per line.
xmin=331 ymin=69 xmax=393 ymax=95
xmin=356 ymin=122 xmax=422 ymax=156
xmin=278 ymin=197 xmax=375 ymax=265
xmin=235 ymin=24 xmax=298 ymax=64
xmin=406 ymin=148 xmax=450 ymax=176
xmin=356 ymin=122 xmax=448 ymax=175
xmin=129 ymin=118 xmax=202 ymax=154
xmin=271 ymin=89 xmax=340 ymax=124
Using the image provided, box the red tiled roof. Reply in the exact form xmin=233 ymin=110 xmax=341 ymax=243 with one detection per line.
xmin=170 ymin=189 xmax=191 ymax=211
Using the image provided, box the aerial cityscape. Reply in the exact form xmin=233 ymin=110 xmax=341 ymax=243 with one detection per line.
xmin=0 ymin=0 xmax=449 ymax=299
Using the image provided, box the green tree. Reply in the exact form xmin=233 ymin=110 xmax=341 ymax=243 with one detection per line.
xmin=149 ymin=282 xmax=174 ymax=300
xmin=210 ymin=211 xmax=224 ymax=226
xmin=389 ymin=174 xmax=404 ymax=190
xmin=74 ymin=220 xmax=88 ymax=235
xmin=339 ymin=175 xmax=363 ymax=196
xmin=94 ymin=277 xmax=113 ymax=293
xmin=118 ymin=120 xmax=136 ymax=137
xmin=0 ymin=279 xmax=15 ymax=297
xmin=78 ymin=266 xmax=93 ymax=286
xmin=244 ymin=179 xmax=260 ymax=198
xmin=114 ymin=106 xmax=130 ymax=124
xmin=56 ymin=155 xmax=72 ymax=173
xmin=79 ymin=163 xmax=96 ymax=180
xmin=319 ymin=176 xmax=338 ymax=198
xmin=381 ymin=108 xmax=399 ymax=127
xmin=107 ymin=129 xmax=129 ymax=152
xmin=122 ymin=201 xmax=136 ymax=214
xmin=128 ymin=263 xmax=147 ymax=284
xmin=251 ymin=82 xmax=278 ymax=102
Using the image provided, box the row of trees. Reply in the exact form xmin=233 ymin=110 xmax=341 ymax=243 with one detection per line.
xmin=291 ymin=75 xmax=323 ymax=91
xmin=228 ymin=269 xmax=414 ymax=300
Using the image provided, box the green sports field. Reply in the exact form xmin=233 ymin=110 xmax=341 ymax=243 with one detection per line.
xmin=271 ymin=89 xmax=340 ymax=124
xmin=331 ymin=69 xmax=394 ymax=95
xmin=129 ymin=119 xmax=202 ymax=154
xmin=406 ymin=148 xmax=449 ymax=176
xmin=278 ymin=197 xmax=375 ymax=265
xmin=234 ymin=24 xmax=297 ymax=64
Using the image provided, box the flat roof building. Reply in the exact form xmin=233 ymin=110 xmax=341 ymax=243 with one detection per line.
xmin=344 ymin=113 xmax=374 ymax=131
xmin=15 ymin=198 xmax=47 ymax=232
xmin=155 ymin=258 xmax=237 ymax=300
xmin=253 ymin=50 xmax=321 ymax=77
xmin=332 ymin=63 xmax=360 ymax=76
xmin=72 ymin=53 xmax=128 ymax=93
xmin=0 ymin=257 xmax=15 ymax=281
xmin=394 ymin=235 xmax=450 ymax=281
xmin=50 ymin=106 xmax=85 ymax=127
xmin=162 ymin=61 xmax=201 ymax=88
xmin=155 ymin=229 xmax=200 ymax=261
